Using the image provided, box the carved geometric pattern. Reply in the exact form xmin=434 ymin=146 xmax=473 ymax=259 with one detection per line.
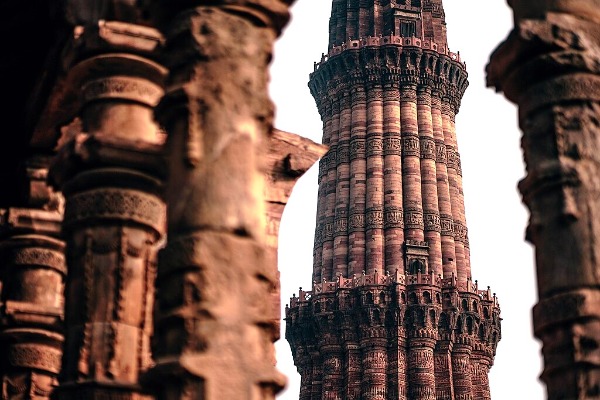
xmin=440 ymin=214 xmax=454 ymax=236
xmin=349 ymin=213 xmax=366 ymax=232
xmin=350 ymin=138 xmax=366 ymax=160
xmin=9 ymin=344 xmax=62 ymax=374
xmin=423 ymin=211 xmax=441 ymax=232
xmin=366 ymin=207 xmax=384 ymax=229
xmin=404 ymin=209 xmax=424 ymax=230
xmin=402 ymin=135 xmax=420 ymax=157
xmin=367 ymin=138 xmax=383 ymax=157
xmin=383 ymin=137 xmax=402 ymax=156
xmin=65 ymin=188 xmax=165 ymax=233
xmin=384 ymin=207 xmax=404 ymax=229
xmin=420 ymin=137 xmax=436 ymax=160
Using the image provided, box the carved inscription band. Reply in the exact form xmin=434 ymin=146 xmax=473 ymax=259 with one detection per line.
xmin=64 ymin=189 xmax=166 ymax=234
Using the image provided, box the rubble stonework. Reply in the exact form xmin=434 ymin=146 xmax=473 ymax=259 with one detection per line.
xmin=487 ymin=1 xmax=600 ymax=398
xmin=286 ymin=1 xmax=502 ymax=399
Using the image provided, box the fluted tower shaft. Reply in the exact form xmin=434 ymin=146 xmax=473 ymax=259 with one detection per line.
xmin=286 ymin=1 xmax=502 ymax=399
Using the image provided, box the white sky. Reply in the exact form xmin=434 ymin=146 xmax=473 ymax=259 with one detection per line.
xmin=269 ymin=1 xmax=545 ymax=399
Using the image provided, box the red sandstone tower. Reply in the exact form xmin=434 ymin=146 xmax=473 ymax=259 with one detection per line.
xmin=285 ymin=1 xmax=501 ymax=399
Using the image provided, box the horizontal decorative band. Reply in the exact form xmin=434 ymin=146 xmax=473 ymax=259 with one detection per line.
xmin=424 ymin=211 xmax=441 ymax=232
xmin=366 ymin=207 xmax=384 ymax=229
xmin=64 ymin=188 xmax=165 ymax=234
xmin=9 ymin=343 xmax=62 ymax=374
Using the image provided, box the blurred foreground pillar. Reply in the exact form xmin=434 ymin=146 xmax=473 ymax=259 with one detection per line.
xmin=140 ymin=1 xmax=319 ymax=399
xmin=488 ymin=1 xmax=600 ymax=398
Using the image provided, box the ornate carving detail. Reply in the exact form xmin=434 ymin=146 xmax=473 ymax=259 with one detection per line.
xmin=82 ymin=77 xmax=163 ymax=107
xmin=420 ymin=137 xmax=436 ymax=160
xmin=453 ymin=221 xmax=468 ymax=243
xmin=435 ymin=140 xmax=447 ymax=164
xmin=423 ymin=211 xmax=441 ymax=232
xmin=383 ymin=137 xmax=402 ymax=156
xmin=349 ymin=213 xmax=365 ymax=232
xmin=336 ymin=142 xmax=350 ymax=165
xmin=366 ymin=138 xmax=383 ymax=157
xmin=385 ymin=207 xmax=404 ymax=229
xmin=323 ymin=219 xmax=334 ymax=241
xmin=64 ymin=189 xmax=165 ymax=233
xmin=8 ymin=344 xmax=62 ymax=374
xmin=350 ymin=139 xmax=366 ymax=160
xmin=10 ymin=247 xmax=67 ymax=274
xmin=402 ymin=135 xmax=420 ymax=157
xmin=404 ymin=209 xmax=424 ymax=230
xmin=440 ymin=214 xmax=454 ymax=236
xmin=334 ymin=216 xmax=348 ymax=235
xmin=366 ymin=207 xmax=384 ymax=229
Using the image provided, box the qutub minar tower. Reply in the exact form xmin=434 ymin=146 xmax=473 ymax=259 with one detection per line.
xmin=285 ymin=0 xmax=502 ymax=399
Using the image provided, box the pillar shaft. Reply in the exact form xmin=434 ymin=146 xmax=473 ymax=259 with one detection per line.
xmin=432 ymin=92 xmax=456 ymax=278
xmin=349 ymin=86 xmax=367 ymax=276
xmin=418 ymin=87 xmax=442 ymax=276
xmin=334 ymin=93 xmax=351 ymax=277
xmin=487 ymin=2 xmax=600 ymax=398
xmin=383 ymin=82 xmax=404 ymax=274
xmin=0 ymin=157 xmax=65 ymax=400
xmin=144 ymin=1 xmax=293 ymax=398
xmin=365 ymin=84 xmax=385 ymax=275
xmin=401 ymin=85 xmax=424 ymax=243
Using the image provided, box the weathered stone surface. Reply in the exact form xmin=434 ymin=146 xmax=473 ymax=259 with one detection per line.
xmin=488 ymin=0 xmax=600 ymax=398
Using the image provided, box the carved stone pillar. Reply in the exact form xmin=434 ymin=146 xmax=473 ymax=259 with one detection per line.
xmin=487 ymin=1 xmax=600 ymax=398
xmin=451 ymin=340 xmax=473 ymax=400
xmin=349 ymin=85 xmax=367 ymax=276
xmin=0 ymin=156 xmax=65 ymax=400
xmin=140 ymin=0 xmax=294 ymax=398
xmin=382 ymin=81 xmax=404 ymax=274
xmin=49 ymin=20 xmax=166 ymax=399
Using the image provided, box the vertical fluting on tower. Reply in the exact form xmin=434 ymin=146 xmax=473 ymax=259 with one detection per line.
xmin=323 ymin=97 xmax=337 ymax=281
xmin=383 ymin=80 xmax=405 ymax=274
xmin=335 ymin=92 xmax=352 ymax=277
xmin=418 ymin=86 xmax=443 ymax=276
xmin=349 ymin=85 xmax=368 ymax=276
xmin=287 ymin=1 xmax=501 ymax=398
xmin=401 ymin=83 xmax=425 ymax=243
xmin=442 ymin=97 xmax=469 ymax=283
xmin=366 ymin=83 xmax=385 ymax=275
xmin=432 ymin=90 xmax=457 ymax=278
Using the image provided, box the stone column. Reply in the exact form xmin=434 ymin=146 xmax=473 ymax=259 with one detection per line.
xmin=366 ymin=83 xmax=385 ymax=275
xmin=0 ymin=156 xmax=65 ymax=400
xmin=401 ymin=84 xmax=425 ymax=243
xmin=487 ymin=1 xmax=600 ymax=398
xmin=418 ymin=86 xmax=442 ymax=276
xmin=441 ymin=97 xmax=467 ymax=282
xmin=360 ymin=329 xmax=387 ymax=400
xmin=334 ymin=92 xmax=351 ymax=278
xmin=407 ymin=336 xmax=436 ymax=400
xmin=470 ymin=351 xmax=492 ymax=400
xmin=311 ymin=351 xmax=324 ymax=400
xmin=349 ymin=85 xmax=367 ymax=276
xmin=48 ymin=20 xmax=166 ymax=400
xmin=142 ymin=0 xmax=293 ymax=398
xmin=344 ymin=341 xmax=361 ymax=400
xmin=451 ymin=341 xmax=473 ymax=400
xmin=322 ymin=98 xmax=337 ymax=281
xmin=321 ymin=342 xmax=343 ymax=400
xmin=383 ymin=80 xmax=404 ymax=274
xmin=432 ymin=90 xmax=456 ymax=279
xmin=434 ymin=341 xmax=454 ymax=400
